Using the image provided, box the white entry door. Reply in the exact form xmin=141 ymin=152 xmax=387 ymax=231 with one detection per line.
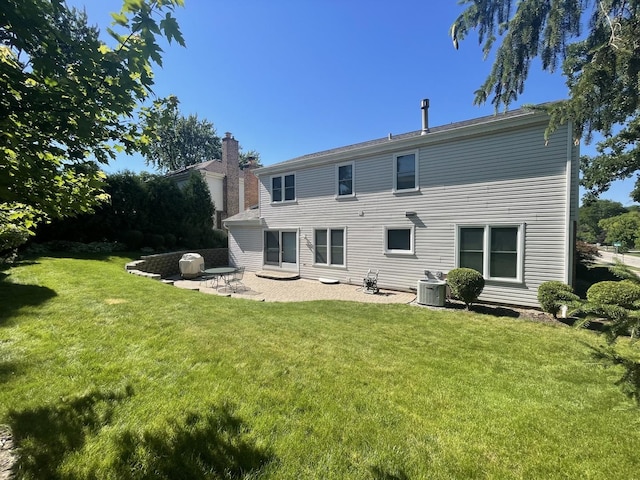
xmin=264 ymin=230 xmax=298 ymax=270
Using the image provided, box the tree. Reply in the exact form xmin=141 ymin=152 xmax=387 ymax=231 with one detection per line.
xmin=0 ymin=0 xmax=185 ymax=252
xmin=239 ymin=149 xmax=263 ymax=170
xmin=143 ymin=96 xmax=222 ymax=172
xmin=598 ymin=211 xmax=640 ymax=250
xmin=143 ymin=99 xmax=263 ymax=172
xmin=181 ymin=172 xmax=215 ymax=247
xmin=578 ymin=199 xmax=628 ymax=243
xmin=451 ymin=1 xmax=640 ymax=201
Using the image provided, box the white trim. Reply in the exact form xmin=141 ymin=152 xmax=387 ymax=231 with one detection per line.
xmin=335 ymin=161 xmax=355 ymax=198
xmin=456 ymin=223 xmax=525 ymax=283
xmin=392 ymin=150 xmax=420 ymax=193
xmin=564 ymin=121 xmax=574 ymax=285
xmin=384 ymin=226 xmax=415 ymax=255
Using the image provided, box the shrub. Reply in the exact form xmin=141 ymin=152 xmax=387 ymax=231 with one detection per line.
xmin=143 ymin=233 xmax=165 ymax=251
xmin=586 ymin=281 xmax=640 ymax=309
xmin=537 ymin=281 xmax=580 ymax=318
xmin=163 ymin=233 xmax=177 ymax=249
xmin=576 ymin=240 xmax=600 ymax=266
xmin=121 ymin=230 xmax=144 ymax=250
xmin=446 ymin=268 xmax=485 ymax=309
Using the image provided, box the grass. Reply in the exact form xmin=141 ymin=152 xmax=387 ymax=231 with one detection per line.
xmin=1 ymin=254 xmax=640 ymax=479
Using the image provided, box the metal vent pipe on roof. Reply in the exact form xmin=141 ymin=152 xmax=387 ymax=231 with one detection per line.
xmin=421 ymin=98 xmax=430 ymax=134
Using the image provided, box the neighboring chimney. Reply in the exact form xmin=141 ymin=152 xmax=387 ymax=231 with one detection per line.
xmin=243 ymin=157 xmax=259 ymax=209
xmin=421 ymin=98 xmax=430 ymax=134
xmin=222 ymin=132 xmax=240 ymax=219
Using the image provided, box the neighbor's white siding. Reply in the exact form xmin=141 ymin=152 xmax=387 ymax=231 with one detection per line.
xmin=252 ymin=120 xmax=573 ymax=307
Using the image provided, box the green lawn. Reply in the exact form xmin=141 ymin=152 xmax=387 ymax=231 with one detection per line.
xmin=1 ymin=255 xmax=639 ymax=479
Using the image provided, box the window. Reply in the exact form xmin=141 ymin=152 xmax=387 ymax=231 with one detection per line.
xmin=315 ymin=228 xmax=345 ymax=266
xmin=336 ymin=162 xmax=354 ymax=197
xmin=271 ymin=174 xmax=295 ymax=202
xmin=457 ymin=225 xmax=523 ymax=281
xmin=393 ymin=151 xmax=418 ymax=192
xmin=384 ymin=227 xmax=414 ymax=255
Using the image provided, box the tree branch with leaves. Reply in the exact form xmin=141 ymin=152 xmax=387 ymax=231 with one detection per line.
xmin=451 ymin=0 xmax=640 ymax=202
xmin=0 ymin=0 xmax=185 ymax=253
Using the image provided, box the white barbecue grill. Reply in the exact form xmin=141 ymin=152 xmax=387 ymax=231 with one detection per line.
xmin=178 ymin=253 xmax=204 ymax=279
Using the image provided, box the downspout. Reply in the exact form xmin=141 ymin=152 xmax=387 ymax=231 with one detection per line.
xmin=564 ymin=121 xmax=575 ymax=285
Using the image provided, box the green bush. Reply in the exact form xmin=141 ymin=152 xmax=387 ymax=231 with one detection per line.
xmin=144 ymin=233 xmax=165 ymax=251
xmin=163 ymin=233 xmax=177 ymax=249
xmin=537 ymin=281 xmax=580 ymax=318
xmin=586 ymin=280 xmax=640 ymax=309
xmin=121 ymin=229 xmax=144 ymax=250
xmin=447 ymin=268 xmax=485 ymax=309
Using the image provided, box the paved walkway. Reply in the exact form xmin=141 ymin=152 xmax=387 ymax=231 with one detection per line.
xmin=597 ymin=248 xmax=640 ymax=269
xmin=172 ymin=272 xmax=416 ymax=304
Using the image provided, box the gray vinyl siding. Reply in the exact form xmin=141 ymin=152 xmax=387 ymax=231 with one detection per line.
xmin=228 ymin=226 xmax=263 ymax=272
xmin=245 ymin=119 xmax=573 ymax=308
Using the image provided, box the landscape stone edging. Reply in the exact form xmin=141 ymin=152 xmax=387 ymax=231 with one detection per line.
xmin=125 ymin=248 xmax=229 ymax=278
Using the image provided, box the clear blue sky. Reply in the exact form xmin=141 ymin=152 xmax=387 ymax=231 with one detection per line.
xmin=68 ymin=0 xmax=636 ymax=206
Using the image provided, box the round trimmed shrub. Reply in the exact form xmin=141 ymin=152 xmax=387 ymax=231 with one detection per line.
xmin=587 ymin=280 xmax=640 ymax=309
xmin=447 ymin=268 xmax=485 ymax=309
xmin=537 ymin=281 xmax=579 ymax=318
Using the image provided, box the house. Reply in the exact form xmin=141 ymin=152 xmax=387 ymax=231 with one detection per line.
xmin=223 ymin=101 xmax=579 ymax=308
xmin=167 ymin=132 xmax=260 ymax=228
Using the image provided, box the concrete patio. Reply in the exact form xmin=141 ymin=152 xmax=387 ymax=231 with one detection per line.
xmin=170 ymin=271 xmax=416 ymax=304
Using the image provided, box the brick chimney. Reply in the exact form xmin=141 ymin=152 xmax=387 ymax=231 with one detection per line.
xmin=222 ymin=132 xmax=240 ymax=219
xmin=243 ymin=156 xmax=259 ymax=209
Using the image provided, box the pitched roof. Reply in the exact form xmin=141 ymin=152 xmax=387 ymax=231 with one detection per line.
xmin=166 ymin=159 xmax=245 ymax=178
xmin=222 ymin=206 xmax=261 ymax=225
xmin=256 ymin=105 xmax=552 ymax=175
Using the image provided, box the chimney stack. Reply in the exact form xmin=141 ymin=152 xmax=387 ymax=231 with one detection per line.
xmin=421 ymin=99 xmax=430 ymax=134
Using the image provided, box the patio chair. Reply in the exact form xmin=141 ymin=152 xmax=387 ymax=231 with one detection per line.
xmin=199 ymin=266 xmax=216 ymax=289
xmin=362 ymin=269 xmax=379 ymax=294
xmin=223 ymin=266 xmax=246 ymax=293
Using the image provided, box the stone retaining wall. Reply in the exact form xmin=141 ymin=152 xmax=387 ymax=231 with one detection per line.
xmin=126 ymin=248 xmax=229 ymax=278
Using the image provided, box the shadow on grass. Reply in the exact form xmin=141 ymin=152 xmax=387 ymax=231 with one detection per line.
xmin=588 ymin=345 xmax=640 ymax=405
xmin=445 ymin=300 xmax=521 ymax=319
xmin=370 ymin=465 xmax=409 ymax=480
xmin=8 ymin=385 xmax=134 ymax=479
xmin=110 ymin=404 xmax=273 ymax=480
xmin=0 ymin=360 xmax=22 ymax=384
xmin=0 ymin=281 xmax=56 ymax=325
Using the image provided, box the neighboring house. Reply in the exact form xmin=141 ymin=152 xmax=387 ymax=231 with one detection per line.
xmin=223 ymin=102 xmax=579 ymax=307
xmin=167 ymin=132 xmax=259 ymax=228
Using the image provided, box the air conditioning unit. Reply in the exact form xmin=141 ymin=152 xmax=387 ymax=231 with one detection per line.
xmin=417 ymin=279 xmax=446 ymax=307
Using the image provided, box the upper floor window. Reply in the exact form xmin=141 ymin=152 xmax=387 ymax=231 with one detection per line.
xmin=384 ymin=226 xmax=414 ymax=255
xmin=393 ymin=151 xmax=419 ymax=192
xmin=336 ymin=162 xmax=354 ymax=197
xmin=315 ymin=228 xmax=345 ymax=266
xmin=457 ymin=224 xmax=524 ymax=281
xmin=272 ymin=173 xmax=295 ymax=202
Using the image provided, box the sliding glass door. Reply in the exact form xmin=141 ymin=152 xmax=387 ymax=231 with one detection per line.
xmin=264 ymin=230 xmax=298 ymax=270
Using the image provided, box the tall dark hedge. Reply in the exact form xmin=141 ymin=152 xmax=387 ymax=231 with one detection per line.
xmin=33 ymin=171 xmax=224 ymax=250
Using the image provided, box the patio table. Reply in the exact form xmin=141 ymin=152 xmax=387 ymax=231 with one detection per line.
xmin=202 ymin=267 xmax=237 ymax=289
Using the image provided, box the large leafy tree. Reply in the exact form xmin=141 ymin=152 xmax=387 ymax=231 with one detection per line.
xmin=143 ymin=96 xmax=222 ymax=172
xmin=451 ymin=1 xmax=640 ymax=201
xmin=578 ymin=199 xmax=628 ymax=243
xmin=598 ymin=211 xmax=640 ymax=250
xmin=143 ymin=98 xmax=263 ymax=172
xmin=0 ymin=0 xmax=185 ymax=252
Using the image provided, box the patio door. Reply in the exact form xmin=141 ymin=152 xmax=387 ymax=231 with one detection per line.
xmin=264 ymin=230 xmax=298 ymax=270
